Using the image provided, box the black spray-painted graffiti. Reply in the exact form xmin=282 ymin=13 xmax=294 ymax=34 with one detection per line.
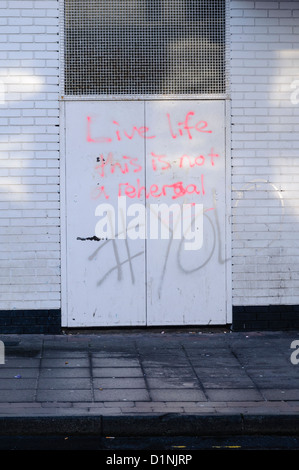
xmin=77 ymin=189 xmax=229 ymax=295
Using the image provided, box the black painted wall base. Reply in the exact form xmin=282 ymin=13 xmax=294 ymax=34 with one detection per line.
xmin=1 ymin=306 xmax=299 ymax=334
xmin=232 ymin=305 xmax=299 ymax=331
xmin=0 ymin=310 xmax=61 ymax=334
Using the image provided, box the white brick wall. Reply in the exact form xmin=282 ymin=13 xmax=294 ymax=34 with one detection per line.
xmin=1 ymin=0 xmax=299 ymax=318
xmin=230 ymin=1 xmax=299 ymax=306
xmin=0 ymin=0 xmax=60 ymax=309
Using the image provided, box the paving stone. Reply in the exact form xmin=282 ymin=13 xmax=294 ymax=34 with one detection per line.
xmin=36 ymin=390 xmax=93 ymax=402
xmin=201 ymin=378 xmax=256 ymax=389
xmin=41 ymin=402 xmax=73 ymax=409
xmin=102 ymin=401 xmax=135 ymax=408
xmin=189 ymin=356 xmax=241 ymax=367
xmin=143 ymin=366 xmax=195 ymax=378
xmin=261 ymin=389 xmax=299 ymax=401
xmin=92 ymin=352 xmax=136 ymax=358
xmin=194 ymin=366 xmax=249 ymax=377
xmin=92 ymin=367 xmax=144 ymax=378
xmin=186 ymin=348 xmax=232 ymax=356
xmin=91 ymin=358 xmax=141 ymax=368
xmin=205 ymin=388 xmax=264 ymax=402
xmin=137 ymin=348 xmax=183 ymax=356
xmin=43 ymin=341 xmax=89 ymax=351
xmin=72 ymin=402 xmax=105 ymax=408
xmin=1 ymin=331 xmax=299 ymax=421
xmin=141 ymin=357 xmax=191 ymax=367
xmin=0 ymin=379 xmax=36 ymax=389
xmin=38 ymin=378 xmax=91 ymax=389
xmin=0 ymin=390 xmax=36 ymax=402
xmin=94 ymin=389 xmax=150 ymax=402
xmin=146 ymin=377 xmax=200 ymax=389
xmin=247 ymin=367 xmax=299 ymax=378
xmin=93 ymin=378 xmax=146 ymax=389
xmin=41 ymin=358 xmax=90 ymax=368
xmin=39 ymin=368 xmax=91 ymax=378
xmin=0 ymin=368 xmax=39 ymax=378
xmin=239 ymin=357 xmax=291 ymax=367
xmin=42 ymin=350 xmax=89 ymax=358
xmin=0 ymin=403 xmax=42 ymax=409
xmin=2 ymin=358 xmax=40 ymax=368
xmin=96 ymin=407 xmax=123 ymax=415
xmin=252 ymin=378 xmax=299 ymax=389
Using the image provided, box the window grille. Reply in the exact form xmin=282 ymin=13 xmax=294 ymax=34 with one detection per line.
xmin=64 ymin=0 xmax=226 ymax=96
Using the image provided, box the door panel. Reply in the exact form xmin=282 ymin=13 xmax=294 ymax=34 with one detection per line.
xmin=64 ymin=101 xmax=146 ymax=326
xmin=145 ymin=101 xmax=227 ymax=325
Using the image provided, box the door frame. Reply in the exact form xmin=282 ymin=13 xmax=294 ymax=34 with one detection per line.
xmin=58 ymin=0 xmax=232 ymax=327
xmin=59 ymin=98 xmax=232 ymax=327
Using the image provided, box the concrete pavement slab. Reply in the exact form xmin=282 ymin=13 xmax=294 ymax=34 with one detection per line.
xmin=0 ymin=329 xmax=299 ymax=436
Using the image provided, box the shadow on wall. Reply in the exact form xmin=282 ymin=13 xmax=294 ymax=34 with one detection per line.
xmin=0 ymin=65 xmax=61 ymax=314
xmin=231 ymin=45 xmax=299 ymax=329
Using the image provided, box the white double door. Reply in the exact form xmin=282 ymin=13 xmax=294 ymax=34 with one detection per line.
xmin=63 ymin=100 xmax=228 ymax=327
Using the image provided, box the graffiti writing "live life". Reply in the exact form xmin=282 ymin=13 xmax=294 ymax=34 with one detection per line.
xmin=87 ymin=111 xmax=221 ymax=203
xmin=87 ymin=111 xmax=212 ymax=143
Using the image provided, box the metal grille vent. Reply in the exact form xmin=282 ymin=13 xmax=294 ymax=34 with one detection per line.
xmin=64 ymin=0 xmax=226 ymax=96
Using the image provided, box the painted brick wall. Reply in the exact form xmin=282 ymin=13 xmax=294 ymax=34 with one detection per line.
xmin=0 ymin=0 xmax=60 ymax=311
xmin=230 ymin=1 xmax=299 ymax=306
xmin=1 ymin=0 xmax=299 ymax=326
